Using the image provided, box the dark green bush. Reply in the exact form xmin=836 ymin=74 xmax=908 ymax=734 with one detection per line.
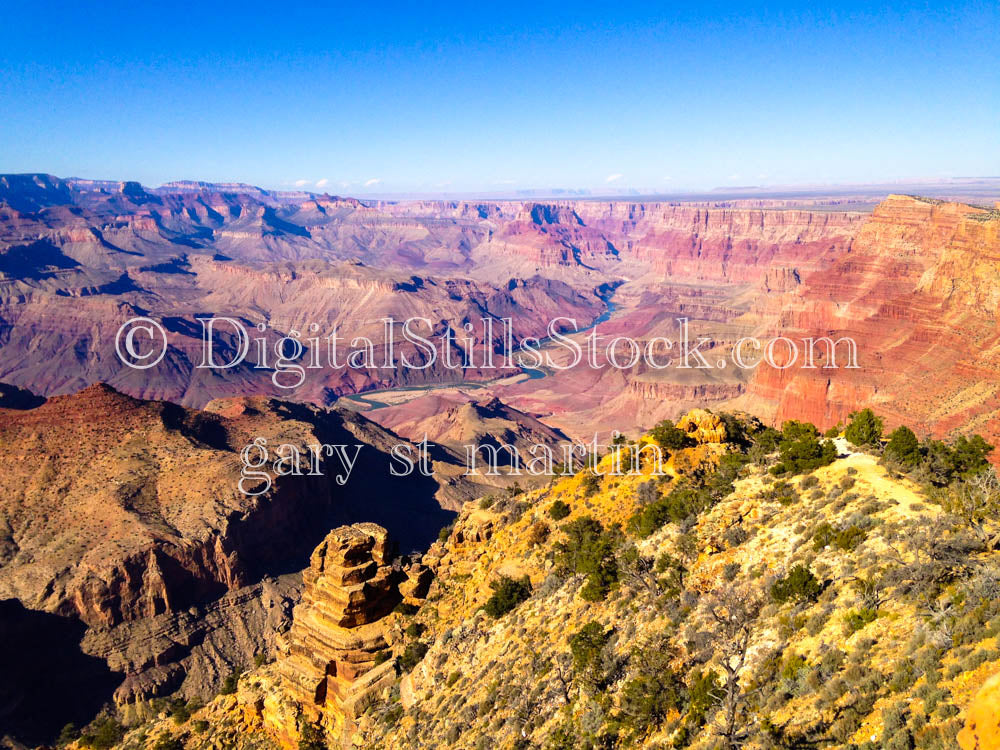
xmin=219 ymin=668 xmax=242 ymax=695
xmin=152 ymin=735 xmax=184 ymax=750
xmin=57 ymin=723 xmax=80 ymax=747
xmin=650 ymin=420 xmax=693 ymax=450
xmin=845 ymin=409 xmax=884 ymax=447
xmin=620 ymin=672 xmax=685 ymax=731
xmin=885 ymin=426 xmax=921 ymax=467
xmin=298 ymin=722 xmax=327 ymax=750
xmin=483 ymin=575 xmax=532 ymax=618
xmin=843 ymin=608 xmax=878 ymax=634
xmin=771 ymin=565 xmax=822 ymax=604
xmin=568 ymin=621 xmax=611 ymax=681
xmin=554 ymin=516 xmax=619 ymax=600
xmin=772 ymin=421 xmax=837 ymax=475
xmin=399 ymin=641 xmax=429 ymax=672
xmin=580 ymin=471 xmax=601 ymax=496
xmin=686 ymin=669 xmax=721 ymax=727
xmin=548 ymin=500 xmax=571 ymax=520
xmin=627 ymin=485 xmax=706 ymax=536
xmin=763 ymin=480 xmax=799 ymax=505
xmin=79 ymin=717 xmax=123 ymax=750
xmin=812 ymin=522 xmax=867 ymax=551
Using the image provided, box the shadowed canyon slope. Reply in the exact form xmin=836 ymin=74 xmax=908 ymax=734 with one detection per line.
xmin=0 ymin=382 xmax=519 ymax=736
xmin=85 ymin=410 xmax=1000 ymax=750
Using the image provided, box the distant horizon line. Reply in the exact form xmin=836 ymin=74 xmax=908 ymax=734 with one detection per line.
xmin=7 ymin=171 xmax=1000 ymax=204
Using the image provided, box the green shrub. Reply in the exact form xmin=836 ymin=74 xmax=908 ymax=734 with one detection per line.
xmin=845 ymin=409 xmax=884 ymax=448
xmin=393 ymin=601 xmax=419 ymax=615
xmin=620 ymin=672 xmax=685 ymax=730
xmin=298 ymin=722 xmax=327 ymax=750
xmin=152 ymin=735 xmax=184 ymax=750
xmin=885 ymin=425 xmax=921 ymax=467
xmin=654 ymin=553 xmax=688 ymax=598
xmin=483 ymin=575 xmax=532 ymax=617
xmin=772 ymin=421 xmax=837 ymax=475
xmin=763 ymin=480 xmax=799 ymax=505
xmin=813 ymin=522 xmax=867 ymax=551
xmin=781 ymin=652 xmax=808 ymax=680
xmin=771 ymin=565 xmax=822 ymax=604
xmin=527 ymin=520 xmax=551 ymax=546
xmin=580 ymin=472 xmax=601 ymax=496
xmin=380 ymin=705 xmax=404 ymax=727
xmin=547 ymin=723 xmax=578 ymax=749
xmin=950 ymin=435 xmax=995 ymax=478
xmin=554 ymin=516 xmax=619 ymax=600
xmin=399 ymin=641 xmax=429 ymax=672
xmin=168 ymin=697 xmax=191 ymax=724
xmin=79 ymin=717 xmax=123 ymax=750
xmin=686 ymin=669 xmax=721 ymax=727
xmin=568 ymin=621 xmax=611 ymax=683
xmin=548 ymin=500 xmax=571 ymax=520
xmin=219 ymin=668 xmax=242 ymax=695
xmin=57 ymin=723 xmax=80 ymax=747
xmin=650 ymin=420 xmax=693 ymax=450
xmin=843 ymin=608 xmax=878 ymax=634
xmin=627 ymin=485 xmax=706 ymax=536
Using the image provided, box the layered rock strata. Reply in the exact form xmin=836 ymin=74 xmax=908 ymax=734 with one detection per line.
xmin=276 ymin=524 xmax=401 ymax=727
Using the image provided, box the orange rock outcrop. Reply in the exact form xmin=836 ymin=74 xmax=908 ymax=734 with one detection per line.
xmin=960 ymin=672 xmax=1000 ymax=750
xmin=276 ymin=523 xmax=400 ymax=729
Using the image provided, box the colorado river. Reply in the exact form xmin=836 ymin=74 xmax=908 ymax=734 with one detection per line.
xmin=339 ymin=288 xmax=619 ymax=411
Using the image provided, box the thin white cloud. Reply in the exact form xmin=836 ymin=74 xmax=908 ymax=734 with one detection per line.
xmin=294 ymin=179 xmax=308 ymax=187
xmin=605 ymin=173 xmax=624 ymax=183
xmin=364 ymin=178 xmax=381 ymax=187
xmin=315 ymin=178 xmax=329 ymax=188
xmin=726 ymin=173 xmax=743 ymax=182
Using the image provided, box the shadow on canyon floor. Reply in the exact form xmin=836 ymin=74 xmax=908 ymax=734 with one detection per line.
xmin=0 ymin=599 xmax=121 ymax=744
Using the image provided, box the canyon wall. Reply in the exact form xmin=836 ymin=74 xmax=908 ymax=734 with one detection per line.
xmin=747 ymin=195 xmax=1000 ymax=446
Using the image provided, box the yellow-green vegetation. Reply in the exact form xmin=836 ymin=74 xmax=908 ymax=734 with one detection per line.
xmin=75 ymin=409 xmax=1000 ymax=750
xmin=357 ymin=409 xmax=1000 ymax=750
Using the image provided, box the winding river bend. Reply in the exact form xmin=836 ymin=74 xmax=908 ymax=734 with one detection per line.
xmin=340 ymin=288 xmax=619 ymax=411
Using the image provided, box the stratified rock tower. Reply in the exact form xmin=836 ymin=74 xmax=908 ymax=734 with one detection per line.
xmin=277 ymin=523 xmax=400 ymax=730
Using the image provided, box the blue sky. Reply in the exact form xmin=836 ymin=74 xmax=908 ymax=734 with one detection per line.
xmin=1 ymin=1 xmax=997 ymax=194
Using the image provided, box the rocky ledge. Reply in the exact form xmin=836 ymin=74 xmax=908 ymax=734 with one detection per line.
xmin=273 ymin=523 xmax=403 ymax=740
